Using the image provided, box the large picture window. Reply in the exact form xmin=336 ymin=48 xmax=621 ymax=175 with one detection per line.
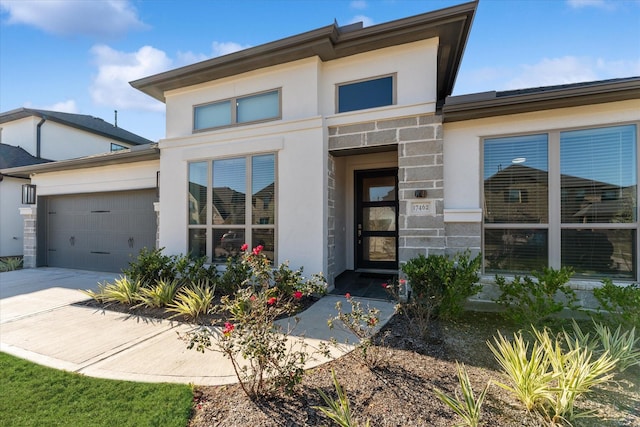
xmin=193 ymin=89 xmax=281 ymax=131
xmin=483 ymin=124 xmax=638 ymax=279
xmin=188 ymin=153 xmax=276 ymax=262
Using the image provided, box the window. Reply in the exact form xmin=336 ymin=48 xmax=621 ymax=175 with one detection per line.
xmin=337 ymin=75 xmax=395 ymax=113
xmin=193 ymin=89 xmax=280 ymax=131
xmin=483 ymin=124 xmax=638 ymax=279
xmin=188 ymin=153 xmax=276 ymax=262
xmin=111 ymin=143 xmax=127 ymax=151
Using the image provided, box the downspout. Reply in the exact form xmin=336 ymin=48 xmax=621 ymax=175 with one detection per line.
xmin=36 ymin=116 xmax=47 ymax=158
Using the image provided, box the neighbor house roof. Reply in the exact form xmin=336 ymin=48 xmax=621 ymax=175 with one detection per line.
xmin=0 ymin=143 xmax=159 ymax=179
xmin=0 ymin=108 xmax=153 ymax=145
xmin=0 ymin=143 xmax=52 ymax=169
xmin=443 ymin=76 xmax=640 ymax=122
xmin=131 ymin=1 xmax=477 ymax=107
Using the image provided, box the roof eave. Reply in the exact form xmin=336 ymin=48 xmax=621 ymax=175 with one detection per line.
xmin=0 ymin=144 xmax=160 ymax=179
xmin=130 ymin=1 xmax=477 ymax=104
xmin=443 ymin=78 xmax=640 ymax=122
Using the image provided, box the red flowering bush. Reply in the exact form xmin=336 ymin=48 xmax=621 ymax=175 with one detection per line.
xmin=186 ymin=243 xmax=327 ymax=399
xmin=327 ymin=293 xmax=388 ymax=369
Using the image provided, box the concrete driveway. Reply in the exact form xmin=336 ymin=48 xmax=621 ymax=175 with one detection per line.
xmin=0 ymin=267 xmax=395 ymax=385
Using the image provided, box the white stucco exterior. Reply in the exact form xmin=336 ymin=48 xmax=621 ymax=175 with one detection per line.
xmin=157 ymin=38 xmax=440 ymax=276
xmin=443 ymin=99 xmax=640 ymax=216
xmin=0 ymin=176 xmax=29 ymax=256
xmin=1 ymin=116 xmax=133 ymax=161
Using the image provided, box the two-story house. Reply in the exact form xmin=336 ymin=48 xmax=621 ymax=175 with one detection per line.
xmin=3 ymin=1 xmax=639 ymax=308
xmin=0 ymin=108 xmax=153 ymax=260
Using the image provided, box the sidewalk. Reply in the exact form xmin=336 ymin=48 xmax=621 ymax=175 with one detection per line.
xmin=0 ymin=268 xmax=395 ymax=385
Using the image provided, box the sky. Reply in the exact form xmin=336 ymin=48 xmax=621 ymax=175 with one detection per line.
xmin=1 ymin=0 xmax=639 ymax=143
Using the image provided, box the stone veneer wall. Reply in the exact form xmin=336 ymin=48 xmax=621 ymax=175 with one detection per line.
xmin=19 ymin=207 xmax=37 ymax=268
xmin=328 ymin=114 xmax=446 ymax=268
xmin=327 ymin=154 xmax=336 ymax=285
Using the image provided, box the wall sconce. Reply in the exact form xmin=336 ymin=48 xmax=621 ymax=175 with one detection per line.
xmin=414 ymin=189 xmax=427 ymax=198
xmin=22 ymin=184 xmax=37 ymax=205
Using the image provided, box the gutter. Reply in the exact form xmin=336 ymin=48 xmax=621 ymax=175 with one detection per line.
xmin=0 ymin=143 xmax=160 ymax=179
xmin=36 ymin=116 xmax=46 ymax=158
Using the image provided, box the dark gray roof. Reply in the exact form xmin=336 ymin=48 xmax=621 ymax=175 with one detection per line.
xmin=131 ymin=1 xmax=477 ymax=107
xmin=444 ymin=76 xmax=640 ymax=122
xmin=0 ymin=108 xmax=153 ymax=145
xmin=0 ymin=143 xmax=52 ymax=169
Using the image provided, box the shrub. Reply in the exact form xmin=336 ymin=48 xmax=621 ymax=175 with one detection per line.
xmin=136 ymin=278 xmax=181 ymax=308
xmin=185 ymin=244 xmax=326 ymax=399
xmin=489 ymin=326 xmax=617 ymax=424
xmin=593 ymin=279 xmax=640 ymax=330
xmin=166 ymin=281 xmax=215 ymax=322
xmin=401 ymin=251 xmax=481 ymax=320
xmin=488 ymin=331 xmax=553 ymax=412
xmin=174 ymin=254 xmax=218 ymax=287
xmin=123 ymin=247 xmax=176 ymax=285
xmin=494 ymin=267 xmax=578 ymax=325
xmin=570 ymin=320 xmax=640 ymax=373
xmin=313 ymin=369 xmax=370 ymax=427
xmin=327 ymin=294 xmax=386 ymax=369
xmin=0 ymin=257 xmax=23 ymax=272
xmin=216 ymin=255 xmax=252 ymax=295
xmin=434 ymin=362 xmax=489 ymax=427
xmin=83 ymin=276 xmax=141 ymax=305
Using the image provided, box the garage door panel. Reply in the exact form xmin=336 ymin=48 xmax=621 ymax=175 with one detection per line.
xmin=45 ymin=189 xmax=157 ymax=272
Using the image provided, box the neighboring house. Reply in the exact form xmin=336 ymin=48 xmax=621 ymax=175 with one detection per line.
xmin=0 ymin=108 xmax=153 ymax=258
xmin=2 ymin=1 xmax=639 ymax=308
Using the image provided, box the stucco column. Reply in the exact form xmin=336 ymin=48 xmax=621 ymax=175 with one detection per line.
xmin=19 ymin=206 xmax=37 ymax=268
xmin=153 ymin=201 xmax=160 ymax=250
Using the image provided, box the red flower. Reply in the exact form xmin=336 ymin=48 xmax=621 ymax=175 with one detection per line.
xmin=345 ymin=292 xmax=351 ymax=299
xmin=399 ymin=279 xmax=407 ymax=285
xmin=253 ymin=245 xmax=264 ymax=255
xmin=367 ymin=317 xmax=378 ymax=327
xmin=240 ymin=243 xmax=248 ymax=251
xmin=223 ymin=322 xmax=235 ymax=336
xmin=267 ymin=296 xmax=277 ymax=305
xmin=293 ymin=291 xmax=303 ymax=300
xmin=250 ymin=295 xmax=256 ymax=301
xmin=381 ymin=283 xmax=388 ymax=289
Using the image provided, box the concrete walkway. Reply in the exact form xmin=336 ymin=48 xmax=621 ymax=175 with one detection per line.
xmin=0 ymin=268 xmax=395 ymax=385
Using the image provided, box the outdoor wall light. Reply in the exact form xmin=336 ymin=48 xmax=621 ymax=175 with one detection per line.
xmin=22 ymin=184 xmax=36 ymax=205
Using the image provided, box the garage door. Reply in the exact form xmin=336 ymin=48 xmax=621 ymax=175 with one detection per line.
xmin=44 ymin=189 xmax=157 ymax=272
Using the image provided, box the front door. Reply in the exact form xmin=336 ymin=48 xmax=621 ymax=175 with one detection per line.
xmin=355 ymin=168 xmax=398 ymax=270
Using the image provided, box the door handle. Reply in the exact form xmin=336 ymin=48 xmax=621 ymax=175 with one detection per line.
xmin=128 ymin=237 xmax=134 ymax=248
xmin=69 ymin=236 xmax=75 ymax=246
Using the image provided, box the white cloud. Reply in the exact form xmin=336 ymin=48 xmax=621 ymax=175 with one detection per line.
xmin=211 ymin=41 xmax=252 ymax=57
xmin=0 ymin=0 xmax=148 ymax=38
xmin=90 ymin=45 xmax=171 ymax=111
xmin=567 ymin=0 xmax=610 ymax=9
xmin=350 ymin=1 xmax=367 ymax=10
xmin=176 ymin=51 xmax=209 ymax=67
xmin=505 ymin=56 xmax=640 ymax=90
xmin=349 ymin=14 xmax=374 ymax=27
xmin=41 ymin=100 xmax=79 ymax=113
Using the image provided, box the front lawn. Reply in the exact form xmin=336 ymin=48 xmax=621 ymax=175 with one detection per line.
xmin=0 ymin=352 xmax=193 ymax=427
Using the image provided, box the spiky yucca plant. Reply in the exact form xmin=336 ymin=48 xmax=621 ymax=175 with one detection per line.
xmin=136 ymin=278 xmax=181 ymax=308
xmin=313 ymin=369 xmax=370 ymax=427
xmin=82 ymin=276 xmax=140 ymax=305
xmin=487 ymin=330 xmax=553 ymax=412
xmin=166 ymin=281 xmax=215 ymax=322
xmin=434 ymin=362 xmax=489 ymax=427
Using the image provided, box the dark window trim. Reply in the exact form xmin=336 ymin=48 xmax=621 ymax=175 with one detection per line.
xmin=193 ymin=88 xmax=282 ymax=132
xmin=335 ymin=73 xmax=397 ymax=114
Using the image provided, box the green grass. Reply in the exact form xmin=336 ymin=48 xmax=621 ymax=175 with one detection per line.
xmin=0 ymin=352 xmax=193 ymax=427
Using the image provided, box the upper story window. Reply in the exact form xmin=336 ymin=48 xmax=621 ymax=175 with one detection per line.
xmin=193 ymin=89 xmax=281 ymax=131
xmin=111 ymin=143 xmax=127 ymax=152
xmin=337 ymin=74 xmax=395 ymax=113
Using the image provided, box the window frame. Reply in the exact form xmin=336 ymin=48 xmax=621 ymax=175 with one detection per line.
xmin=481 ymin=122 xmax=639 ymax=280
xmin=187 ymin=152 xmax=278 ymax=264
xmin=193 ymin=88 xmax=282 ymax=132
xmin=335 ymin=73 xmax=397 ymax=114
xmin=110 ymin=143 xmax=127 ymax=152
